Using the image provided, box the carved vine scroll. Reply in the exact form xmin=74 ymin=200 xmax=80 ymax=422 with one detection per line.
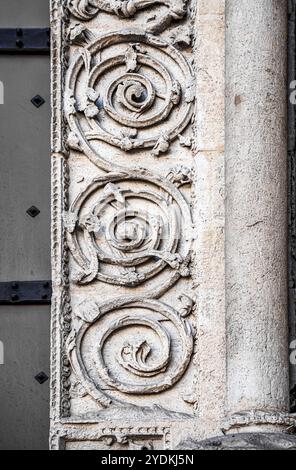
xmin=51 ymin=0 xmax=197 ymax=450
xmin=65 ymin=31 xmax=195 ymax=168
xmin=64 ymin=169 xmax=193 ymax=288
xmin=67 ymin=0 xmax=188 ymax=33
xmin=67 ymin=297 xmax=194 ymax=407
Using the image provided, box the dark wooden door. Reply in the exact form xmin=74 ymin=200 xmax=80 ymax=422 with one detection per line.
xmin=0 ymin=0 xmax=50 ymax=450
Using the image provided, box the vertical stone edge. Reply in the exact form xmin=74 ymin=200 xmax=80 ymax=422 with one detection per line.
xmin=192 ymin=0 xmax=227 ymax=438
xmin=288 ymin=0 xmax=296 ymax=413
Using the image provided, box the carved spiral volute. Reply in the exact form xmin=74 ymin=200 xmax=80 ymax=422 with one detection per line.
xmin=65 ymin=170 xmax=193 ymax=293
xmin=66 ymin=31 xmax=195 ymax=168
xmin=68 ymin=298 xmax=194 ymax=407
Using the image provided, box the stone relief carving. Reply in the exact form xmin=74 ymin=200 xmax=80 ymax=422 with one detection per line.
xmin=51 ymin=425 xmax=171 ymax=450
xmin=67 ymin=297 xmax=194 ymax=407
xmin=65 ymin=31 xmax=195 ymax=168
xmin=51 ymin=0 xmax=295 ymax=451
xmin=90 ymin=434 xmax=155 ymax=450
xmin=51 ymin=0 xmax=197 ymax=448
xmin=64 ymin=169 xmax=193 ymax=288
xmin=67 ymin=0 xmax=188 ymax=34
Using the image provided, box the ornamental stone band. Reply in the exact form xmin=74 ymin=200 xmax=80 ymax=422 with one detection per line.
xmin=50 ymin=0 xmax=296 ymax=450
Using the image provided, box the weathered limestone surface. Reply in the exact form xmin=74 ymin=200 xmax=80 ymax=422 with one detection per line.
xmin=50 ymin=0 xmax=295 ymax=450
xmin=192 ymin=0 xmax=226 ymax=439
xmin=50 ymin=0 xmax=226 ymax=450
xmin=225 ymin=0 xmax=290 ymax=430
xmin=289 ymin=0 xmax=296 ymax=412
xmin=178 ymin=433 xmax=296 ymax=450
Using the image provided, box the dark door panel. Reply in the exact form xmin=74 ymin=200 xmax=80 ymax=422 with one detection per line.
xmin=0 ymin=55 xmax=50 ymax=281
xmin=0 ymin=307 xmax=50 ymax=450
xmin=0 ymin=0 xmax=50 ymax=450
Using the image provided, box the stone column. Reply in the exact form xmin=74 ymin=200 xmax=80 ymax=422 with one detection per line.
xmin=225 ymin=0 xmax=290 ymax=432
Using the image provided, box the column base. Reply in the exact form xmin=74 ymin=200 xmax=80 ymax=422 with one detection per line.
xmin=222 ymin=411 xmax=296 ymax=434
xmin=177 ymin=433 xmax=296 ymax=450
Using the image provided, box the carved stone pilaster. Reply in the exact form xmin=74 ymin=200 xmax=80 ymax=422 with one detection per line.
xmin=50 ymin=0 xmax=204 ymax=449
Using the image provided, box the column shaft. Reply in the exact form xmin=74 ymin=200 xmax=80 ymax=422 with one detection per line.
xmin=225 ymin=0 xmax=289 ymax=420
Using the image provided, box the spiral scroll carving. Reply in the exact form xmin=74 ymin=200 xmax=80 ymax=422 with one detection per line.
xmin=64 ymin=168 xmax=193 ymax=294
xmin=67 ymin=297 xmax=194 ymax=407
xmin=54 ymin=0 xmax=197 ymax=419
xmin=65 ymin=30 xmax=195 ymax=169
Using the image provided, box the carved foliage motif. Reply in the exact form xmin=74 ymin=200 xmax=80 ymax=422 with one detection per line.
xmin=64 ymin=169 xmax=193 ymax=289
xmin=67 ymin=0 xmax=188 ymax=34
xmin=55 ymin=0 xmax=196 ymax=418
xmin=51 ymin=426 xmax=171 ymax=450
xmin=65 ymin=31 xmax=195 ymax=168
xmin=67 ymin=297 xmax=194 ymax=407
